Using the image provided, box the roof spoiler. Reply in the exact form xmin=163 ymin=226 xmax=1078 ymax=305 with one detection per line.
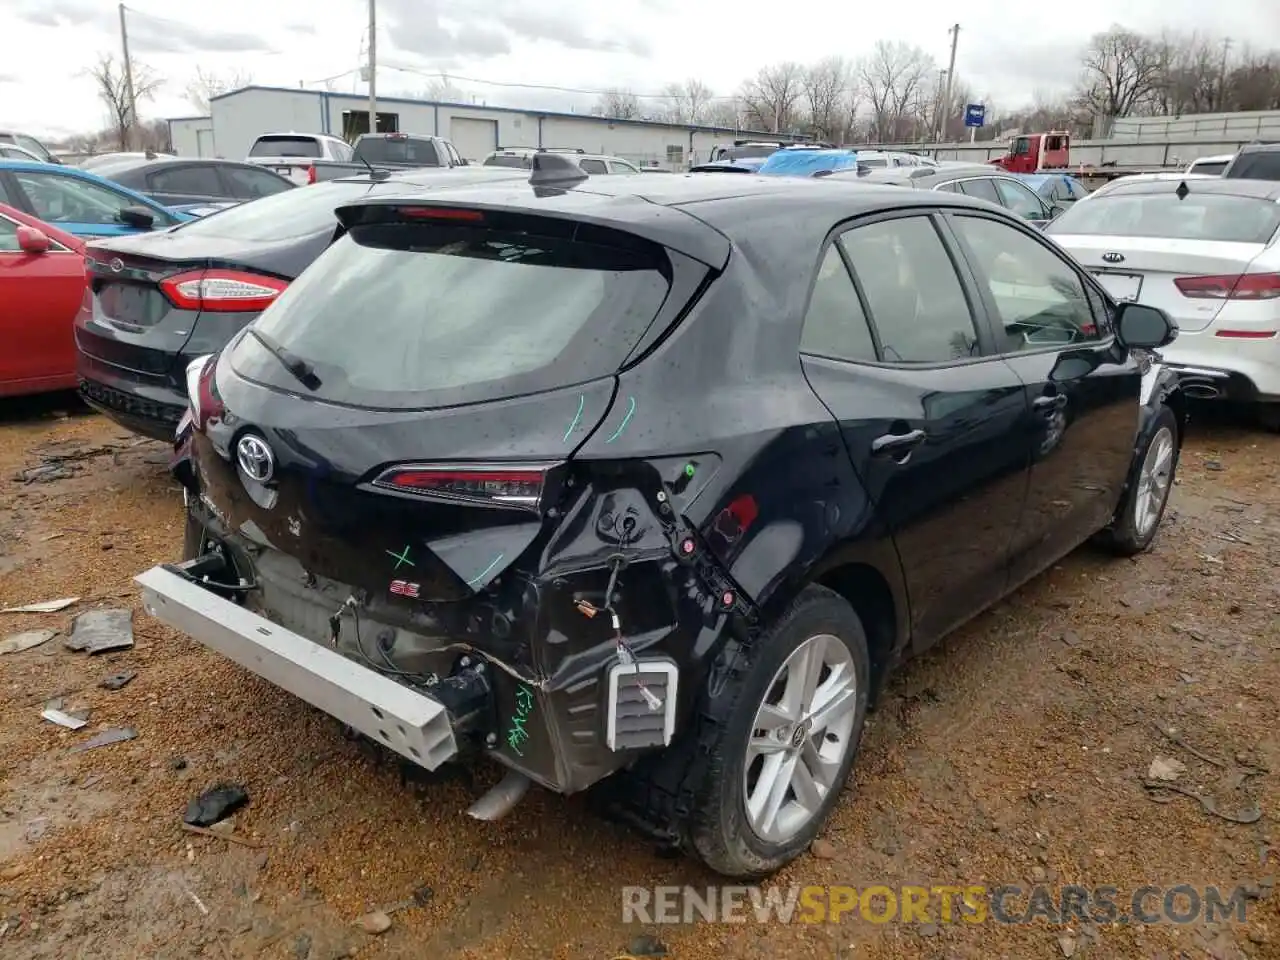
xmin=529 ymin=152 xmax=588 ymax=186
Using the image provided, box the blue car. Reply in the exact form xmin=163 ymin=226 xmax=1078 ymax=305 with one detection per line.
xmin=0 ymin=160 xmax=195 ymax=238
xmin=757 ymin=148 xmax=861 ymax=177
xmin=1012 ymin=173 xmax=1090 ymax=209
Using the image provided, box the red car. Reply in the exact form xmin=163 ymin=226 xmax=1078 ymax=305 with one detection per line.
xmin=0 ymin=204 xmax=86 ymax=398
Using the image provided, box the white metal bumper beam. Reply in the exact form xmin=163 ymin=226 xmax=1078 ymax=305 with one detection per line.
xmin=135 ymin=565 xmax=457 ymax=770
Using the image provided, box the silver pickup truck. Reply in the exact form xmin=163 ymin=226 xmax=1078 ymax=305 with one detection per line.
xmin=308 ymin=132 xmax=467 ymax=183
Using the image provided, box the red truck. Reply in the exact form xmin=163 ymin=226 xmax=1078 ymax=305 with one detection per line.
xmin=989 ymin=131 xmax=1071 ymax=173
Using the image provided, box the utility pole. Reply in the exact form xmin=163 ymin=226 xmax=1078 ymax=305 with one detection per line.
xmin=940 ymin=23 xmax=960 ymax=142
xmin=118 ymin=2 xmax=138 ymax=149
xmin=365 ymin=0 xmax=377 ymax=135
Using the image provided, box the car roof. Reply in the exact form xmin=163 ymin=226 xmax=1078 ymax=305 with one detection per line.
xmin=826 ymin=163 xmax=999 ymax=187
xmin=0 ymin=158 xmax=173 ymax=208
xmin=1097 ymin=177 xmax=1280 ymax=201
xmin=99 ymin=157 xmax=285 ymax=175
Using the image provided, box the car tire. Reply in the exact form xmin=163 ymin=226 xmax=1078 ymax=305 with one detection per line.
xmin=684 ymin=584 xmax=870 ymax=879
xmin=1095 ymin=404 xmax=1179 ymax=556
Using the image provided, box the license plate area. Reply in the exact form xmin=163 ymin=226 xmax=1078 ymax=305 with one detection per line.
xmin=1092 ymin=271 xmax=1142 ymax=302
xmin=98 ymin=283 xmax=161 ymax=327
xmin=274 ymin=166 xmax=294 ymax=176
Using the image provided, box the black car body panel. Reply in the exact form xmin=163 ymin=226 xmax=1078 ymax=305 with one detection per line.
xmin=75 ymin=168 xmax=530 ymax=440
xmin=159 ymin=174 xmax=1180 ymax=807
xmin=101 ymin=158 xmax=296 ymax=207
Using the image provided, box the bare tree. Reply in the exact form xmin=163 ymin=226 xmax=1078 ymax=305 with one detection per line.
xmin=703 ymin=98 xmax=743 ymax=130
xmin=1074 ymin=27 xmax=1164 ymax=125
xmin=858 ymin=41 xmax=934 ymax=142
xmin=658 ymin=79 xmax=714 ymax=125
xmin=88 ymin=53 xmax=163 ymax=150
xmin=595 ymin=88 xmax=640 ymax=120
xmin=739 ymin=62 xmax=805 ymax=133
xmin=421 ymin=75 xmax=467 ymax=102
xmin=803 ymin=57 xmax=851 ymax=141
xmin=185 ymin=66 xmax=253 ymax=114
xmin=1227 ymin=47 xmax=1280 ymax=111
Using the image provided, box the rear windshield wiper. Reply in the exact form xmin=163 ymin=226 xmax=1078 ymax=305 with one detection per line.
xmin=245 ymin=328 xmax=322 ymax=390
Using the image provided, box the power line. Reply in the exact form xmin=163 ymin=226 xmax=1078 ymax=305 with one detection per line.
xmin=378 ymin=64 xmax=741 ymax=102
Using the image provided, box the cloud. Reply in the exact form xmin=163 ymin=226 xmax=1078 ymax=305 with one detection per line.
xmin=380 ymin=0 xmax=509 ymax=59
xmin=15 ymin=0 xmax=272 ymax=54
xmin=489 ymin=6 xmax=651 ymax=56
xmin=965 ymin=39 xmax=1085 ymax=105
xmin=0 ymin=73 xmax=17 ymax=84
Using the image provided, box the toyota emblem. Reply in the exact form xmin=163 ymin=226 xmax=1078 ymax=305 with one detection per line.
xmin=109 ymin=258 xmax=124 ymax=273
xmin=236 ymin=434 xmax=275 ymax=483
xmin=1101 ymin=252 xmax=1125 ymax=264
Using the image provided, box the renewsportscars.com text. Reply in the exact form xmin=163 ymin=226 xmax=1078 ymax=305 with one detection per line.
xmin=622 ymin=884 xmax=1252 ymax=926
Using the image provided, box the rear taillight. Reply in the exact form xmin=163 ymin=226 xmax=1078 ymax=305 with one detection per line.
xmin=1174 ymin=273 xmax=1280 ymax=300
xmin=371 ymin=465 xmax=550 ymax=511
xmin=186 ymin=354 xmax=224 ymax=432
xmin=306 ymin=163 xmax=317 ymax=185
xmin=160 ymin=269 xmax=289 ymax=312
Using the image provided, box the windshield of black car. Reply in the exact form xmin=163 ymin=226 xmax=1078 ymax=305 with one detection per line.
xmin=228 ymin=221 xmax=673 ymax=409
xmin=250 ymin=136 xmax=323 ymax=158
xmin=1046 ymin=192 xmax=1280 ymax=243
xmin=354 ymin=138 xmax=440 ymax=166
xmin=165 ymin=180 xmax=373 ymax=240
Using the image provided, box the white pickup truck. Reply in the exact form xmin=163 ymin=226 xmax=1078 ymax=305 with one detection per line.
xmin=244 ymin=133 xmax=354 ymax=185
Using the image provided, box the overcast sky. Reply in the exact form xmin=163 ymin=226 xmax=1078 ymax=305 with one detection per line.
xmin=2 ymin=0 xmax=1278 ymax=139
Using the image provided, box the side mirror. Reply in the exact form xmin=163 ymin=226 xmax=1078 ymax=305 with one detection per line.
xmin=1116 ymin=302 xmax=1177 ymax=349
xmin=16 ymin=226 xmax=51 ymax=254
xmin=1049 ymin=203 xmax=1067 ymax=218
xmin=118 ymin=205 xmax=155 ymax=230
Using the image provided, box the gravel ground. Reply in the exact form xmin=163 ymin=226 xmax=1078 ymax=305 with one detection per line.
xmin=0 ymin=396 xmax=1277 ymax=960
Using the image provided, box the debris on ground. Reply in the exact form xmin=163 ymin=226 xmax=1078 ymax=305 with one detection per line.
xmin=15 ymin=464 xmax=75 ymax=484
xmin=1141 ymin=780 xmax=1263 ymax=823
xmin=64 ymin=608 xmax=134 ymax=654
xmin=69 ymin=727 xmax=138 ymax=753
xmin=623 ymin=933 xmax=670 ymax=957
xmin=0 ymin=628 xmax=57 ymax=654
xmin=1 ymin=596 xmax=79 ymax=613
xmin=99 ymin=670 xmax=137 ymax=691
xmin=183 ymin=783 xmax=249 ymax=827
xmin=356 ymin=910 xmax=392 ymax=935
xmin=180 ymin=822 xmax=264 ymax=848
xmin=810 ymin=838 xmax=838 ymax=859
xmin=1147 ymin=757 xmax=1186 ymax=781
xmin=41 ymin=705 xmax=88 ymax=730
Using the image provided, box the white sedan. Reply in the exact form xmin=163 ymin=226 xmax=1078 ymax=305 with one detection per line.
xmin=1046 ymin=176 xmax=1280 ymax=430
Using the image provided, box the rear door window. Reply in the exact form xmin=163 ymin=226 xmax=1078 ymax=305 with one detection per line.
xmin=148 ymin=165 xmax=224 ymax=197
xmin=839 ymin=215 xmax=982 ymax=363
xmin=229 ymin=218 xmax=674 ymax=409
xmin=799 ymin=246 xmax=877 ymax=362
xmin=579 ymin=158 xmax=608 ymax=175
xmin=958 ymin=178 xmax=1001 ymax=205
xmin=220 ymin=165 xmax=294 ymax=200
xmin=993 ymin=178 xmax=1048 ymax=220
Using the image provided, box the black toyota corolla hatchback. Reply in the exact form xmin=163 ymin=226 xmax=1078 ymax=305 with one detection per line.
xmin=137 ymin=160 xmax=1185 ymax=878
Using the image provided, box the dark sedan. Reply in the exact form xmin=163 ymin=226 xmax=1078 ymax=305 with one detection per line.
xmin=95 ymin=157 xmax=296 ymax=208
xmin=75 ymin=167 xmax=528 ymax=440
xmin=830 ymin=163 xmax=1065 ymax=227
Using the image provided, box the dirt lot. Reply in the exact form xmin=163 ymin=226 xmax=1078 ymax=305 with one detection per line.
xmin=0 ymin=396 xmax=1277 ymax=960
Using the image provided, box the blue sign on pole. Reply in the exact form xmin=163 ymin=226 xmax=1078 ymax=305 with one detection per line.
xmin=964 ymin=104 xmax=986 ymax=128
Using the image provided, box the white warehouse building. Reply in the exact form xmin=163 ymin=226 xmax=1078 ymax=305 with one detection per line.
xmin=168 ymin=85 xmax=772 ymax=170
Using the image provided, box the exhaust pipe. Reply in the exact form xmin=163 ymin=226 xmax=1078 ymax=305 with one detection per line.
xmin=466 ymin=770 xmax=531 ymax=821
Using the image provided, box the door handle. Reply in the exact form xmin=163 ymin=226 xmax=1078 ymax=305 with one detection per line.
xmin=871 ymin=428 xmax=926 ymax=457
xmin=1033 ymin=393 xmax=1068 ymax=411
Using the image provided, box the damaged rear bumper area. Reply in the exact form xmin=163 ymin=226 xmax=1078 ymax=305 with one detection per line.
xmin=136 ymin=564 xmax=460 ymax=771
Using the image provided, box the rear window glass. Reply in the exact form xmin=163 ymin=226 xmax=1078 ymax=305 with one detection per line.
xmin=1189 ymin=160 xmax=1228 ymax=176
xmin=250 ymin=136 xmax=323 ymax=158
xmin=483 ymin=154 xmax=529 ymax=169
xmin=1047 ymin=193 xmax=1280 ymax=243
xmin=229 ymin=221 xmax=673 ymax=409
xmin=1224 ymin=152 xmax=1280 ymax=181
xmin=355 ymin=138 xmax=439 ymax=166
xmin=166 ymin=180 xmax=371 ymax=241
